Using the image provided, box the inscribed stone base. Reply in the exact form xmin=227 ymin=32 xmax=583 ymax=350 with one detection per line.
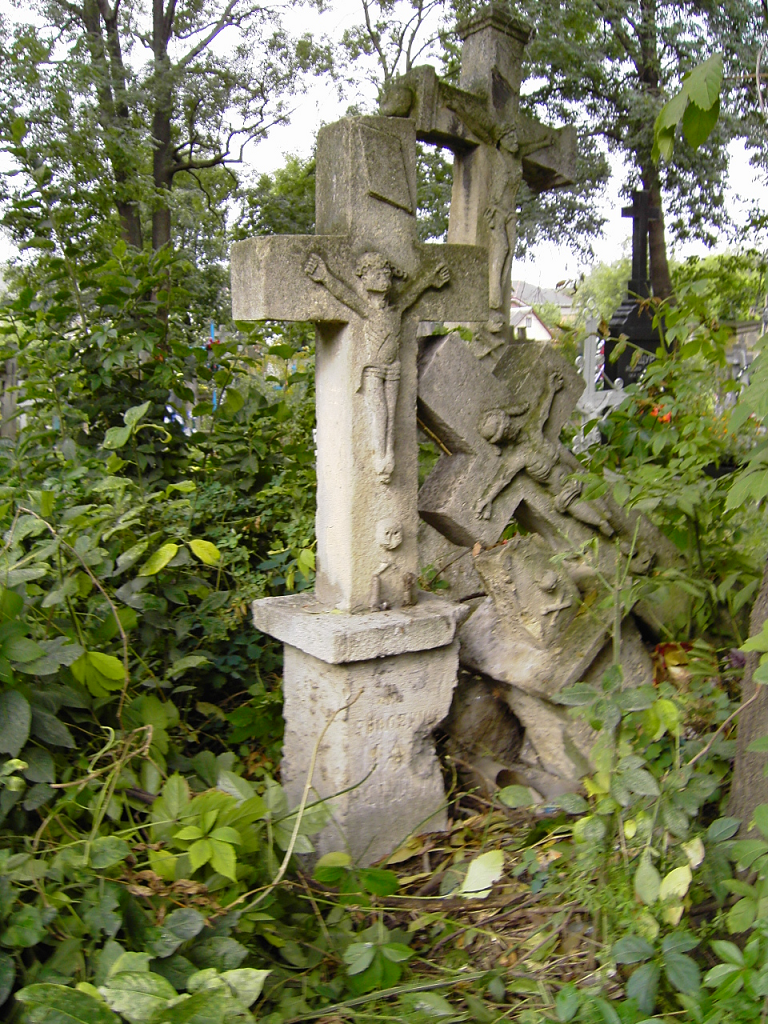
xmin=281 ymin=641 xmax=459 ymax=865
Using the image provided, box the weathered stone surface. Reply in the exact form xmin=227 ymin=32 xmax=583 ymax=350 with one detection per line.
xmin=502 ymin=686 xmax=594 ymax=782
xmin=457 ymin=537 xmax=612 ymax=698
xmin=281 ymin=641 xmax=459 ymax=863
xmin=251 ymin=592 xmax=466 ymax=664
xmin=232 ymin=117 xmax=487 ymax=614
xmin=417 ymin=520 xmax=483 ymax=602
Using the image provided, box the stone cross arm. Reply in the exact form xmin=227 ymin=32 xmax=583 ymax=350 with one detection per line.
xmin=231 ymin=234 xmax=489 ymax=325
xmin=383 ymin=65 xmax=576 ymax=194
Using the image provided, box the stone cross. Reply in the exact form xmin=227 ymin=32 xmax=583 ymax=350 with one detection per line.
xmin=232 ymin=116 xmax=487 ymax=614
xmin=381 ymin=4 xmax=575 ymax=328
xmin=622 ymin=190 xmax=660 ymax=299
xmin=574 ymin=317 xmax=626 ymax=450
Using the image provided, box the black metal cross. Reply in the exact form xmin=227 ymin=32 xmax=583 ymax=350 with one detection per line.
xmin=622 ymin=190 xmax=660 ymax=298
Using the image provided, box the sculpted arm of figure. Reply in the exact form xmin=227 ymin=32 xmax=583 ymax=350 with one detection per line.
xmin=441 ymin=83 xmax=498 ymax=145
xmin=304 ymin=253 xmax=367 ymax=319
xmin=397 ymin=263 xmax=450 ymax=312
xmin=474 ymin=449 xmax=528 ymax=519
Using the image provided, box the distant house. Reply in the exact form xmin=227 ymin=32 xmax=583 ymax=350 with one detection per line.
xmin=509 ymin=300 xmax=553 ymax=341
xmin=511 ymin=280 xmax=575 ymax=322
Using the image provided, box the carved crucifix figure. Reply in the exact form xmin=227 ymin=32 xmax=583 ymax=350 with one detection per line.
xmin=232 ymin=115 xmax=487 ymax=612
xmin=473 ymin=368 xmax=615 ymax=537
xmin=381 ymin=4 xmax=575 ymax=330
xmin=304 ymin=250 xmax=449 ymax=483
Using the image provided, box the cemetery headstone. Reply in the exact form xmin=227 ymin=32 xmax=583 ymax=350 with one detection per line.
xmin=604 ymin=191 xmax=666 ymax=386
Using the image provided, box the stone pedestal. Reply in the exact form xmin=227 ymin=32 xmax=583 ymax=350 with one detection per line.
xmin=253 ymin=594 xmax=465 ymax=864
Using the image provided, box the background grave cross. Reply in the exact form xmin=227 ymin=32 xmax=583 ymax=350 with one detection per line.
xmin=232 ymin=115 xmax=487 ymax=613
xmin=381 ymin=4 xmax=575 ymax=328
xmin=622 ymin=190 xmax=661 ymax=298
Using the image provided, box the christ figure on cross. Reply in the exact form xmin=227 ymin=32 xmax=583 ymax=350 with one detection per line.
xmin=304 ymin=250 xmax=450 ymax=484
xmin=474 ymin=369 xmax=616 ymax=537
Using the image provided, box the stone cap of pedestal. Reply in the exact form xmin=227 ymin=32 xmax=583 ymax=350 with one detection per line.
xmin=458 ymin=5 xmax=531 ymax=45
xmin=252 ymin=592 xmax=468 ymax=664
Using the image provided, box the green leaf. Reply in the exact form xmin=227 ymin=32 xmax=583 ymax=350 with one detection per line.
xmin=2 ymin=904 xmax=45 ymax=947
xmin=165 ymin=909 xmax=205 ymax=941
xmin=381 ymin=942 xmax=414 ymax=963
xmin=659 ymin=864 xmax=692 ymax=901
xmin=188 ymin=839 xmax=212 ymax=872
xmin=90 ymin=837 xmax=131 ymax=869
xmin=741 ymin=622 xmax=768 ymax=653
xmin=174 ymin=825 xmax=204 ymax=841
xmin=162 ymin=774 xmax=190 ymax=818
xmin=752 ymin=804 xmax=768 ymax=839
xmin=707 ymin=817 xmax=741 ymax=842
xmin=656 ymin=87 xmax=689 ymax=131
xmin=555 ymin=982 xmax=580 ymax=1021
xmin=622 ymin=767 xmax=660 ymax=797
xmin=344 ymin=942 xmax=376 ymax=975
xmin=220 ymin=389 xmax=244 ymax=417
xmin=554 ymin=792 xmax=589 ymax=814
xmin=88 ymin=652 xmax=125 ymax=681
xmin=99 ymin=971 xmax=176 ymax=1023
xmin=16 ymin=983 xmax=119 ymax=1024
xmin=626 ymin=961 xmax=660 ymax=1015
xmin=102 ymin=425 xmax=132 ymax=450
xmin=684 ymin=53 xmax=724 ymax=111
xmin=219 ymin=968 xmax=270 ymax=1006
xmin=704 ymin=962 xmax=742 ymax=988
xmin=0 ymin=690 xmax=31 ymax=757
xmin=459 ymin=849 xmax=504 ymax=898
xmin=711 ymin=939 xmax=745 ymax=966
xmin=188 ymin=539 xmax=221 ymax=566
xmin=552 ymin=683 xmax=597 ymax=706
xmin=664 ymin=951 xmax=701 ymax=994
xmin=404 ymin=991 xmax=455 ymax=1016
xmin=0 ymin=951 xmax=15 ymax=1007
xmin=613 ymin=934 xmax=655 ymax=964
xmin=138 ymin=543 xmax=178 ymax=576
xmin=358 ymin=868 xmax=400 ymax=896
xmin=498 ymin=784 xmax=535 ymax=808
xmin=634 ymin=854 xmax=661 ymax=905
xmin=5 ymin=637 xmax=44 ymax=664
xmin=727 ymin=898 xmax=756 ymax=933
xmin=124 ymin=402 xmax=151 ymax=429
xmin=209 ymin=839 xmax=237 ymax=881
xmin=681 ymin=96 xmax=720 ymax=149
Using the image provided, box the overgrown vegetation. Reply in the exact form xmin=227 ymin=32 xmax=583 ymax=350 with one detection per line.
xmin=2 ymin=2 xmax=768 ymax=1020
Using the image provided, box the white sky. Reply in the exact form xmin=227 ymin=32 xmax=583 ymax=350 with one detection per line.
xmin=1 ymin=0 xmax=765 ymax=287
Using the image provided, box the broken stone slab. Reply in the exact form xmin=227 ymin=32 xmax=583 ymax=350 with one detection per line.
xmin=281 ymin=640 xmax=459 ymax=864
xmin=251 ymin=592 xmax=467 ymax=664
xmin=442 ymin=616 xmax=654 ymax=793
xmin=457 ymin=537 xmax=612 ymax=698
xmin=417 ymin=520 xmax=483 ymax=602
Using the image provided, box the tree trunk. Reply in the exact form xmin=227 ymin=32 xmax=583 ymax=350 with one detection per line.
xmin=151 ymin=0 xmax=174 ymax=251
xmin=646 ymin=177 xmax=674 ymax=301
xmin=637 ymin=0 xmax=673 ymax=302
xmin=81 ymin=0 xmax=143 ymax=248
xmin=727 ymin=557 xmax=768 ymax=834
